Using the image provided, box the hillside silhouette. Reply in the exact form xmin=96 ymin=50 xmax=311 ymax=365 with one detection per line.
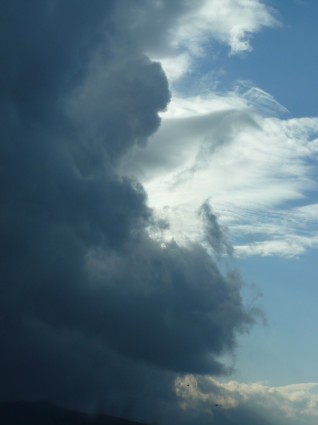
xmin=0 ymin=401 xmax=148 ymax=425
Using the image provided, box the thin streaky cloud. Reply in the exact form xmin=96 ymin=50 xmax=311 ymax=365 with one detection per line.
xmin=126 ymin=91 xmax=318 ymax=257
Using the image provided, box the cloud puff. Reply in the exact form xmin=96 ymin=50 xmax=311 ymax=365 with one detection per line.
xmin=170 ymin=0 xmax=277 ymax=55
xmin=112 ymin=0 xmax=277 ymax=83
xmin=175 ymin=375 xmax=318 ymax=425
xmin=147 ymin=0 xmax=278 ymax=82
xmin=116 ymin=0 xmax=276 ymax=55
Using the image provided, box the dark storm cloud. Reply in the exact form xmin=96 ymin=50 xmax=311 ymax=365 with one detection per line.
xmin=68 ymin=52 xmax=169 ymax=161
xmin=199 ymin=201 xmax=233 ymax=256
xmin=0 ymin=1 xmax=257 ymax=423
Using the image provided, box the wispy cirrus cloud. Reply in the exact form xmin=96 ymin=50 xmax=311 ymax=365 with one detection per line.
xmin=124 ymin=88 xmax=318 ymax=257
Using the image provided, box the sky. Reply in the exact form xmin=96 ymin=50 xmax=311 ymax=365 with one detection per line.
xmin=0 ymin=1 xmax=317 ymax=424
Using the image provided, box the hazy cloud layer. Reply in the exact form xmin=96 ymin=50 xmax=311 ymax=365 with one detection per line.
xmin=0 ymin=1 xmax=267 ymax=424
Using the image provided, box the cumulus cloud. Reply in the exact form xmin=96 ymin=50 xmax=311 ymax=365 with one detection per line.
xmin=0 ymin=1 xmax=269 ymax=424
xmin=4 ymin=1 xmax=313 ymax=424
xmin=175 ymin=375 xmax=318 ymax=425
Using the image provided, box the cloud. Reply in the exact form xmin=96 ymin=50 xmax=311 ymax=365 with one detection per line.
xmin=114 ymin=0 xmax=318 ymax=259
xmin=148 ymin=0 xmax=278 ymax=82
xmin=3 ymin=1 xmax=315 ymax=423
xmin=199 ymin=202 xmax=233 ymax=256
xmin=116 ymin=0 xmax=277 ymax=55
xmin=175 ymin=375 xmax=318 ymax=425
xmin=170 ymin=0 xmax=277 ymax=55
xmin=127 ymin=90 xmax=318 ymax=257
xmin=113 ymin=0 xmax=277 ymax=83
xmin=0 ymin=1 xmax=264 ymax=424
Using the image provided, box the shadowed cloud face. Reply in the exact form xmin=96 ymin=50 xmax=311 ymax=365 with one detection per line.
xmin=0 ymin=1 xmax=257 ymax=423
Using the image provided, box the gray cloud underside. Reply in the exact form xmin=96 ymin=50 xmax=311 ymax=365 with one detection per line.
xmin=0 ymin=1 xmax=269 ymax=424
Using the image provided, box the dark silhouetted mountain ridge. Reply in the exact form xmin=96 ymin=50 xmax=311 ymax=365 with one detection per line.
xmin=0 ymin=400 xmax=148 ymax=425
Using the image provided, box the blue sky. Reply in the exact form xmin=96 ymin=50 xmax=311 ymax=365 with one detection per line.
xmin=239 ymin=0 xmax=318 ymax=117
xmin=238 ymin=252 xmax=318 ymax=385
xmin=202 ymin=1 xmax=318 ymax=117
xmin=238 ymin=0 xmax=318 ymax=387
xmin=2 ymin=2 xmax=318 ymax=424
xmin=203 ymin=0 xmax=318 ymax=387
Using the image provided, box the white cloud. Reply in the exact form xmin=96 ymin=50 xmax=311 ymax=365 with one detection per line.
xmin=156 ymin=53 xmax=191 ymax=83
xmin=175 ymin=375 xmax=318 ymax=424
xmin=171 ymin=0 xmax=277 ymax=55
xmin=123 ymin=89 xmax=318 ymax=257
xmin=121 ymin=0 xmax=318 ymax=258
xmin=149 ymin=0 xmax=277 ymax=81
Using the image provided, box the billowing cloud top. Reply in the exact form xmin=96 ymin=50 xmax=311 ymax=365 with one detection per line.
xmin=1 ymin=1 xmax=316 ymax=425
xmin=0 ymin=0 xmax=260 ymax=422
